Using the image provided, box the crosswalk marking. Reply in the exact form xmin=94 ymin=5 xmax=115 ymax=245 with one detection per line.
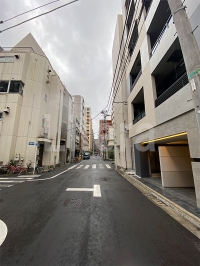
xmin=73 ymin=164 xmax=112 ymax=170
xmin=76 ymin=165 xmax=83 ymax=169
xmin=0 ymin=176 xmax=34 ymax=190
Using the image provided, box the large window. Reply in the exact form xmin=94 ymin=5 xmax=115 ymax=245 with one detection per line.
xmin=0 ymin=80 xmax=24 ymax=95
xmin=0 ymin=81 xmax=9 ymax=93
xmin=9 ymin=81 xmax=24 ymax=94
xmin=0 ymin=56 xmax=14 ymax=63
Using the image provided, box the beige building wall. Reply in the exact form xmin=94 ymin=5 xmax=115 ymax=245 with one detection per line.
xmin=0 ymin=34 xmax=66 ymax=167
xmin=159 ymin=146 xmax=194 ymax=187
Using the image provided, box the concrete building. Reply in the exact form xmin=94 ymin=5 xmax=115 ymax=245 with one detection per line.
xmin=84 ymin=107 xmax=93 ymax=152
xmin=72 ymin=95 xmax=85 ymax=154
xmin=99 ymin=119 xmax=112 ymax=156
xmin=112 ymin=0 xmax=200 ymax=209
xmin=0 ymin=33 xmax=74 ymax=167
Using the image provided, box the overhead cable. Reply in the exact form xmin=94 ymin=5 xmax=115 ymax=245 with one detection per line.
xmin=0 ymin=0 xmax=79 ymax=33
xmin=0 ymin=0 xmax=65 ymax=24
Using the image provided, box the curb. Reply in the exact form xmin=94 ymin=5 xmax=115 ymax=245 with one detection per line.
xmin=119 ymin=170 xmax=200 ymax=230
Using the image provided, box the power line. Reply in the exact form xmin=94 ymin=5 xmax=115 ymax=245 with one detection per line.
xmin=0 ymin=0 xmax=79 ymax=33
xmin=108 ymin=0 xmax=141 ymax=113
xmin=109 ymin=0 xmax=146 ymax=115
xmin=0 ymin=0 xmax=65 ymax=24
xmin=105 ymin=0 xmax=140 ymax=112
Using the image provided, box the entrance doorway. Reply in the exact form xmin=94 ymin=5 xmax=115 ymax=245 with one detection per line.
xmin=38 ymin=144 xmax=44 ymax=167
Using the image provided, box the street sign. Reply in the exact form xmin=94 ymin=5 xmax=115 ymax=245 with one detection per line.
xmin=28 ymin=142 xmax=35 ymax=145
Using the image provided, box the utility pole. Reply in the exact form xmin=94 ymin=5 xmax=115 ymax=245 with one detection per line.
xmin=167 ymin=0 xmax=200 ymax=129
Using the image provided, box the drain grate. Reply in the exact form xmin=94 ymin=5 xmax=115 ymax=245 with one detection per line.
xmin=62 ymin=198 xmax=82 ymax=207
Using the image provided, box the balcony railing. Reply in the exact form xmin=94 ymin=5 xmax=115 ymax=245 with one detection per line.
xmin=133 ymin=110 xmax=146 ymax=124
xmin=150 ymin=15 xmax=173 ymax=57
xmin=130 ymin=70 xmax=142 ymax=92
xmin=155 ymin=72 xmax=189 ymax=107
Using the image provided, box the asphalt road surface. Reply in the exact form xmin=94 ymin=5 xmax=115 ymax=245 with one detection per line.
xmin=0 ymin=157 xmax=200 ymax=266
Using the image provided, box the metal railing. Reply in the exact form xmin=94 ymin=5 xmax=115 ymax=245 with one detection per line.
xmin=155 ymin=72 xmax=189 ymax=107
xmin=133 ymin=109 xmax=146 ymax=124
xmin=130 ymin=70 xmax=142 ymax=92
xmin=150 ymin=15 xmax=173 ymax=57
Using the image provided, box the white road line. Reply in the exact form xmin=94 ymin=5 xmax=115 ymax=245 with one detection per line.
xmin=93 ymin=185 xmax=101 ymax=197
xmin=0 ymin=177 xmax=34 ymax=180
xmin=66 ymin=185 xmax=101 ymax=198
xmin=0 ymin=220 xmax=8 ymax=246
xmin=76 ymin=165 xmax=83 ymax=169
xmin=99 ymin=164 xmax=104 ymax=169
xmin=92 ymin=164 xmax=96 ymax=169
xmin=0 ymin=184 xmax=14 ymax=187
xmin=84 ymin=165 xmax=90 ymax=169
xmin=0 ymin=180 xmax=24 ymax=183
xmin=66 ymin=188 xmax=93 ymax=192
xmin=105 ymin=164 xmax=111 ymax=169
xmin=27 ymin=162 xmax=82 ymax=182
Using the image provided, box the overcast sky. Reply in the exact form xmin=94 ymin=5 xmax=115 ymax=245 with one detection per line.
xmin=0 ymin=0 xmax=122 ymax=138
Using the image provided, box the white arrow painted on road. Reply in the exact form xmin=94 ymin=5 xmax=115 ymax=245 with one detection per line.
xmin=66 ymin=185 xmax=101 ymax=197
xmin=0 ymin=220 xmax=8 ymax=246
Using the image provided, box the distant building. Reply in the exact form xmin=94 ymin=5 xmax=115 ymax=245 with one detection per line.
xmin=84 ymin=107 xmax=93 ymax=152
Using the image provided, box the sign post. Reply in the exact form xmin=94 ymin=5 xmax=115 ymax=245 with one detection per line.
xmin=28 ymin=142 xmax=39 ymax=175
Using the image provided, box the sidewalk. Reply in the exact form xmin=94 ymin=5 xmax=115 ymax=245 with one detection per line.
xmin=118 ymin=169 xmax=200 ymax=232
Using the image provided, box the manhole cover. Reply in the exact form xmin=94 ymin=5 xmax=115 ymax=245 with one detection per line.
xmin=100 ymin=177 xmax=109 ymax=181
xmin=62 ymin=198 xmax=82 ymax=207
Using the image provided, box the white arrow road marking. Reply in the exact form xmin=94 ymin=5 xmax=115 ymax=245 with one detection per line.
xmin=0 ymin=220 xmax=8 ymax=246
xmin=92 ymin=164 xmax=96 ymax=169
xmin=105 ymin=164 xmax=111 ymax=169
xmin=66 ymin=185 xmax=101 ymax=197
xmin=84 ymin=165 xmax=90 ymax=169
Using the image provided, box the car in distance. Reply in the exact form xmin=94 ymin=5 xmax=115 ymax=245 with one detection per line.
xmin=83 ymin=152 xmax=90 ymax=160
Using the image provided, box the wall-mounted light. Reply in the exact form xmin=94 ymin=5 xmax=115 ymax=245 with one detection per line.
xmin=14 ymin=54 xmax=20 ymax=59
xmin=141 ymin=132 xmax=187 ymax=146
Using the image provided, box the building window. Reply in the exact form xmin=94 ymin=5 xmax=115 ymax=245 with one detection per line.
xmin=0 ymin=112 xmax=3 ymax=121
xmin=9 ymin=81 xmax=24 ymax=95
xmin=0 ymin=81 xmax=9 ymax=93
xmin=132 ymin=88 xmax=146 ymax=124
xmin=0 ymin=56 xmax=14 ymax=63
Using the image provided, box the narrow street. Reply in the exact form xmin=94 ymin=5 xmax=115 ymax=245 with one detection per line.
xmin=0 ymin=157 xmax=200 ymax=266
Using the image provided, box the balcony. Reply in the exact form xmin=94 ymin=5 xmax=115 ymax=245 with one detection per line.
xmin=150 ymin=15 xmax=173 ymax=57
xmin=130 ymin=52 xmax=142 ymax=93
xmin=133 ymin=110 xmax=146 ymax=124
xmin=132 ymin=88 xmax=146 ymax=124
xmin=130 ymin=70 xmax=142 ymax=92
xmin=155 ymin=72 xmax=189 ymax=107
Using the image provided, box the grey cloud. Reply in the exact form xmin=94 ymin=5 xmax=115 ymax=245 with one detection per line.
xmin=0 ymin=0 xmax=122 ymax=135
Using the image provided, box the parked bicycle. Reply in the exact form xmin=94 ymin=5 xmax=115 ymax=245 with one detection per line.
xmin=7 ymin=164 xmax=27 ymax=175
xmin=35 ymin=164 xmax=44 ymax=174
